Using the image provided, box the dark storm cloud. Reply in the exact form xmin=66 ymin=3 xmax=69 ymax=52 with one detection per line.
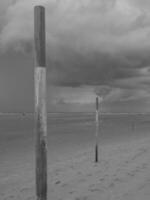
xmin=1 ymin=0 xmax=150 ymax=90
xmin=47 ymin=48 xmax=140 ymax=87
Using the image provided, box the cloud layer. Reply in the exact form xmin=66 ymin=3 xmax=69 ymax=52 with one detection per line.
xmin=1 ymin=0 xmax=150 ymax=102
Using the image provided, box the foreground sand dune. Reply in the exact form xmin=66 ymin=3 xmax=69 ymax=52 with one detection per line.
xmin=1 ymin=136 xmax=150 ymax=200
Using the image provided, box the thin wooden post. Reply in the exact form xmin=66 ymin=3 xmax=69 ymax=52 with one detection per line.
xmin=131 ymin=121 xmax=135 ymax=132
xmin=95 ymin=96 xmax=99 ymax=163
xmin=34 ymin=6 xmax=47 ymax=200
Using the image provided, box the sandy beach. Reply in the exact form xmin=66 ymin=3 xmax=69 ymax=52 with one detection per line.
xmin=1 ymin=1 xmax=150 ymax=199
xmin=1 ymin=113 xmax=150 ymax=200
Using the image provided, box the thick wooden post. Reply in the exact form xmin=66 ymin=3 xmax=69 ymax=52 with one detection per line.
xmin=95 ymin=96 xmax=99 ymax=163
xmin=34 ymin=6 xmax=47 ymax=200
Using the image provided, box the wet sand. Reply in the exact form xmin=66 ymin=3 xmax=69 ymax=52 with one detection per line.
xmin=0 ymin=113 xmax=150 ymax=199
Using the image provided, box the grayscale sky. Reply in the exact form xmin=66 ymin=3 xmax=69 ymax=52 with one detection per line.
xmin=1 ymin=0 xmax=150 ymax=112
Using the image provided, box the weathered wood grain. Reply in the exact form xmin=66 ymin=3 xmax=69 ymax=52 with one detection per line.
xmin=34 ymin=6 xmax=47 ymax=200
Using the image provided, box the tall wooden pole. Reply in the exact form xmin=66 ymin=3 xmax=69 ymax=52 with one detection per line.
xmin=95 ymin=96 xmax=99 ymax=163
xmin=34 ymin=6 xmax=47 ymax=200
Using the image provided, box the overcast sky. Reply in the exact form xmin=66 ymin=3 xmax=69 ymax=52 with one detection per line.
xmin=1 ymin=0 xmax=150 ymax=112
